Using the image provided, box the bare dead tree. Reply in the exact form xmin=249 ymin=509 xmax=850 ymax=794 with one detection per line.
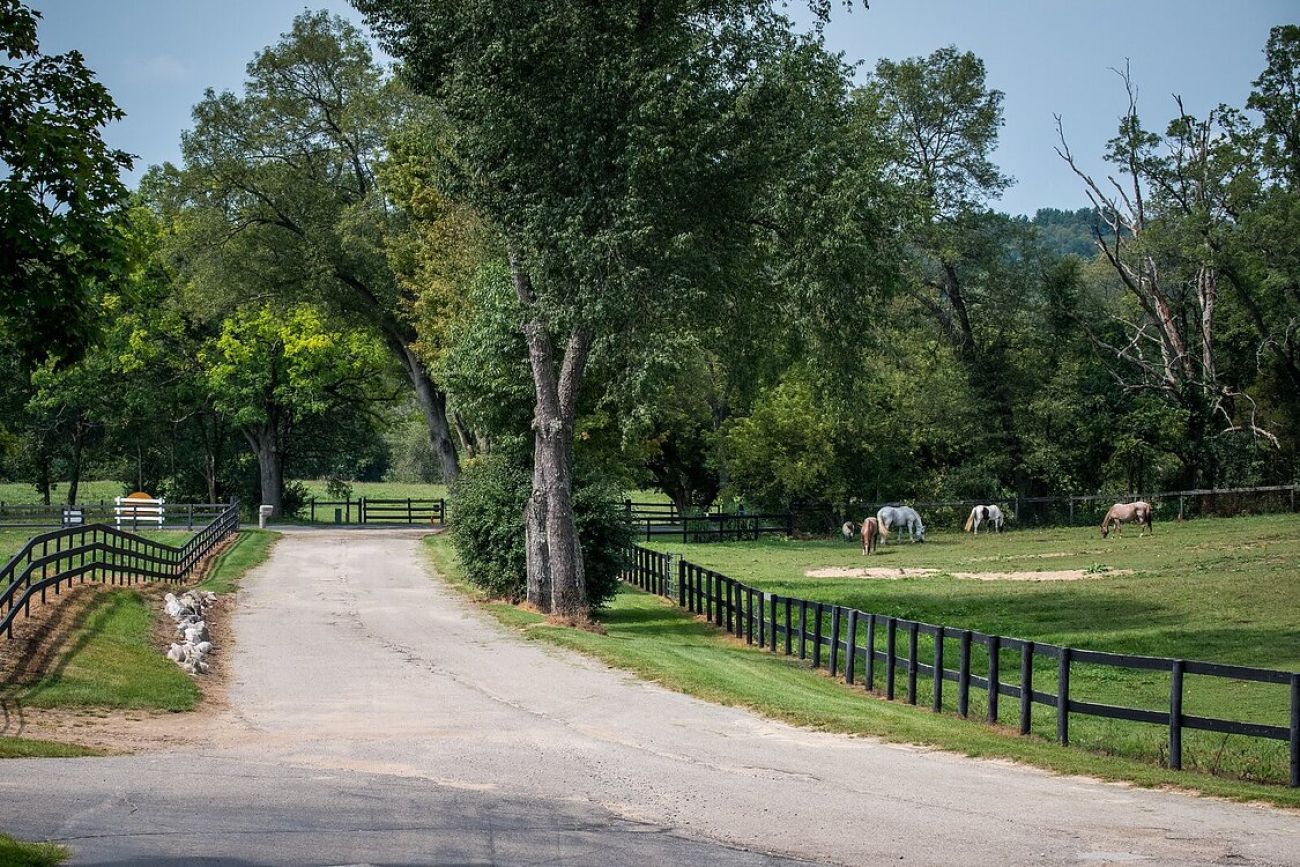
xmin=1054 ymin=66 xmax=1279 ymax=459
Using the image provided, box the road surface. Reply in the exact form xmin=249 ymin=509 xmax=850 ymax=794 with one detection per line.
xmin=1 ymin=527 xmax=1297 ymax=865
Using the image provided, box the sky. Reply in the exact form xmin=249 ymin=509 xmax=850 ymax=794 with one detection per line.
xmin=27 ymin=0 xmax=1300 ymax=217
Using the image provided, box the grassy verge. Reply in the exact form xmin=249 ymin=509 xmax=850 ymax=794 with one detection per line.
xmin=0 ymin=736 xmax=101 ymax=759
xmin=10 ymin=589 xmax=200 ymax=711
xmin=424 ymin=533 xmax=1300 ymax=808
xmin=0 ymin=835 xmax=67 ymax=867
xmin=7 ymin=531 xmax=276 ymax=712
xmin=195 ymin=530 xmax=279 ymax=594
xmin=642 ymin=515 xmax=1300 ymax=784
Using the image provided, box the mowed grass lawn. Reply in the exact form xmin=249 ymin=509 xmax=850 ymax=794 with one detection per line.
xmin=3 ymin=530 xmax=278 ymax=719
xmin=644 ymin=514 xmax=1300 ymax=784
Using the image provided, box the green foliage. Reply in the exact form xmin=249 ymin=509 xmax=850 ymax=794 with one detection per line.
xmin=0 ymin=0 xmax=132 ymax=369
xmin=447 ymin=453 xmax=529 ymax=600
xmin=450 ymin=451 xmax=631 ymax=609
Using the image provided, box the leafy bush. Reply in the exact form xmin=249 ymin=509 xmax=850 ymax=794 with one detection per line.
xmin=449 ymin=451 xmax=631 ymax=609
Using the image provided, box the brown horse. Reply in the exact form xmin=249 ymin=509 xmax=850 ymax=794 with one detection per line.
xmin=861 ymin=517 xmax=879 ymax=555
xmin=1101 ymin=501 xmax=1153 ymax=538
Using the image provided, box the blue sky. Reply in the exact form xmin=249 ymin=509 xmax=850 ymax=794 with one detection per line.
xmin=28 ymin=0 xmax=1299 ymax=216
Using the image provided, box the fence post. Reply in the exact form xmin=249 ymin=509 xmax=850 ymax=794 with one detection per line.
xmin=1169 ymin=659 xmax=1184 ymax=771
xmin=988 ymin=635 xmax=1001 ymax=724
xmin=1290 ymin=673 xmax=1299 ymax=788
xmin=1057 ymin=648 xmax=1072 ymax=745
xmin=932 ymin=626 xmax=945 ymax=712
xmin=798 ymin=600 xmax=808 ymax=660
xmin=885 ymin=618 xmax=897 ymax=700
xmin=958 ymin=630 xmax=972 ymax=718
xmin=678 ymin=558 xmax=687 ymax=607
xmin=784 ymin=597 xmax=793 ymax=656
xmin=770 ymin=595 xmax=778 ymax=652
xmin=1067 ymin=497 xmax=1074 ymax=526
xmin=812 ymin=603 xmax=824 ymax=669
xmin=1019 ymin=642 xmax=1034 ymax=735
xmin=865 ymin=613 xmax=876 ymax=690
xmin=906 ymin=622 xmax=918 ymax=705
xmin=845 ymin=610 xmax=858 ymax=685
xmin=745 ymin=588 xmax=754 ymax=644
xmin=726 ymin=580 xmax=735 ymax=634
xmin=829 ymin=606 xmax=841 ymax=676
xmin=785 ymin=512 xmax=794 ymax=537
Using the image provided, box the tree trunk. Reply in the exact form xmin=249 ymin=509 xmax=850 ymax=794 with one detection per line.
xmin=244 ymin=426 xmax=284 ymax=516
xmin=511 ymin=254 xmax=592 ymax=618
xmin=66 ymin=422 xmax=83 ymax=505
xmin=395 ymin=340 xmax=460 ymax=483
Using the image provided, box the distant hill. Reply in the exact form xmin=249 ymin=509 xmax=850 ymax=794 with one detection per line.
xmin=1028 ymin=207 xmax=1105 ymax=259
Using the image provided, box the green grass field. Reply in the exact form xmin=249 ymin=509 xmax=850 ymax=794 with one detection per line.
xmin=423 ymin=533 xmax=1300 ymax=805
xmin=0 ymin=481 xmax=127 ymax=505
xmin=640 ymin=514 xmax=1299 ymax=784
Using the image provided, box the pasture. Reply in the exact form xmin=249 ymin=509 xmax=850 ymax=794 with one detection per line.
xmin=645 ymin=513 xmax=1300 ymax=783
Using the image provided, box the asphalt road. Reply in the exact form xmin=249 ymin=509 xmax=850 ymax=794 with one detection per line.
xmin=1 ymin=527 xmax=1297 ymax=866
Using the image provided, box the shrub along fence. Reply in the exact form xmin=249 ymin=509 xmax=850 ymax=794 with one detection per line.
xmin=622 ymin=545 xmax=1300 ymax=787
xmin=0 ymin=501 xmax=241 ymax=641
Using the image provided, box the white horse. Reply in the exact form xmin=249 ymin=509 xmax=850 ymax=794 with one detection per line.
xmin=964 ymin=504 xmax=1005 ymax=534
xmin=1101 ymin=501 xmax=1153 ymax=538
xmin=877 ymin=505 xmax=925 ymax=543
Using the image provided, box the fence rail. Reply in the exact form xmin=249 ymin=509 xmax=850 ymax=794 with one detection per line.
xmin=0 ymin=501 xmax=241 ymax=641
xmin=838 ymin=483 xmax=1300 ymax=531
xmin=622 ymin=545 xmax=1300 ymax=787
xmin=622 ymin=483 xmax=1298 ymax=540
xmin=0 ymin=501 xmax=234 ymax=531
xmin=624 ymin=508 xmax=793 ymax=543
xmin=304 ymin=497 xmax=446 ymax=525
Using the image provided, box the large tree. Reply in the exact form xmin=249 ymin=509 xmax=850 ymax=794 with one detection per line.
xmin=358 ymin=0 xmax=883 ymax=617
xmin=0 ymin=0 xmax=132 ymax=368
xmin=158 ymin=11 xmax=462 ymax=482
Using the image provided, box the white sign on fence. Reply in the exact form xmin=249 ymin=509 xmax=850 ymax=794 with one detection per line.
xmin=115 ymin=494 xmax=165 ymax=527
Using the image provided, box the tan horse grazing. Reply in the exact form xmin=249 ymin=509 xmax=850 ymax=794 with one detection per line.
xmin=1101 ymin=501 xmax=1153 ymax=538
xmin=861 ymin=517 xmax=879 ymax=555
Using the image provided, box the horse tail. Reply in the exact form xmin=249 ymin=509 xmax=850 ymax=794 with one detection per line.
xmin=964 ymin=509 xmax=975 ymax=533
xmin=878 ymin=519 xmax=890 ymax=540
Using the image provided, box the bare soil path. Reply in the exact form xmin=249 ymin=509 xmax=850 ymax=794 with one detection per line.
xmin=1 ymin=527 xmax=1297 ymax=866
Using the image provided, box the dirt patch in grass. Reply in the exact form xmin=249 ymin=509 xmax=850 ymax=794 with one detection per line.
xmin=804 ymin=566 xmax=1132 ymax=581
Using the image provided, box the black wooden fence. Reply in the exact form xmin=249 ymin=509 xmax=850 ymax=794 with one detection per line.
xmin=623 ymin=501 xmax=792 ymax=542
xmin=0 ymin=501 xmax=241 ymax=640
xmin=0 ymin=501 xmax=234 ymax=530
xmin=623 ymin=545 xmax=1300 ymax=787
xmin=839 ymin=483 xmax=1300 ymax=532
xmin=305 ymin=497 xmax=446 ymax=525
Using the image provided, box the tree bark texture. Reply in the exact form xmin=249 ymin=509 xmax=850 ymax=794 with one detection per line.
xmin=510 ymin=253 xmax=592 ymax=617
xmin=394 ymin=338 xmax=460 ymax=484
xmin=244 ymin=425 xmax=284 ymax=517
